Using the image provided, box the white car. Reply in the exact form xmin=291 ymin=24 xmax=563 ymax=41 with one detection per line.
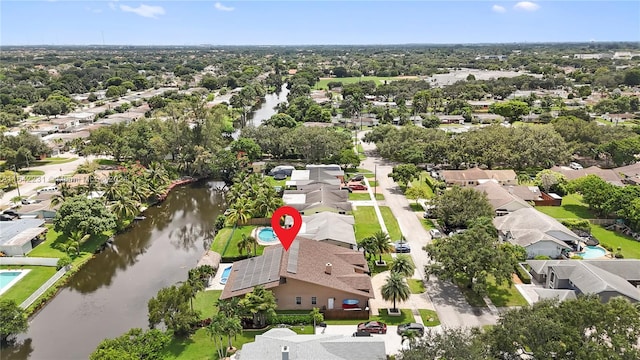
xmin=429 ymin=229 xmax=442 ymax=238
xmin=569 ymin=162 xmax=583 ymax=170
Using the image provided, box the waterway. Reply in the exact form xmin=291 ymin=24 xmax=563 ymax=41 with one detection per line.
xmin=1 ymin=181 xmax=226 ymax=360
xmin=232 ymin=83 xmax=290 ymax=138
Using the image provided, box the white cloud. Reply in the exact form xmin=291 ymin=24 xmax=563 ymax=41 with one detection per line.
xmin=108 ymin=2 xmax=116 ymax=10
xmin=514 ymin=1 xmax=540 ymax=11
xmin=214 ymin=2 xmax=234 ymax=11
xmin=119 ymin=4 xmax=165 ymax=18
xmin=86 ymin=7 xmax=103 ymax=13
xmin=492 ymin=5 xmax=506 ymax=13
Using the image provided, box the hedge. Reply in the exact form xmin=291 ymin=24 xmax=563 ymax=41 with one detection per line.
xmin=560 ymin=219 xmax=591 ymax=232
xmin=515 ymin=265 xmax=532 ymax=284
xmin=267 ymin=314 xmax=312 ymax=325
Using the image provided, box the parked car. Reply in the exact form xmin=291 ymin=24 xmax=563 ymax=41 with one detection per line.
xmin=352 ymin=330 xmax=372 ymax=337
xmin=357 ymin=321 xmax=387 ymax=334
xmin=350 ymin=174 xmax=364 ymax=181
xmin=394 ymin=241 xmax=411 ymax=253
xmin=348 ymin=184 xmax=368 ymax=191
xmin=429 ymin=229 xmax=442 ymax=238
xmin=397 ymin=323 xmax=425 ymax=337
xmin=21 ymin=199 xmax=37 ymax=205
xmin=2 ymin=210 xmax=19 ymax=218
xmin=570 ymin=162 xmax=583 ymax=170
xmin=273 ymin=172 xmax=287 ymax=180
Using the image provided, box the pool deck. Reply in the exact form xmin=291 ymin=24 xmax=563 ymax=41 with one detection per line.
xmin=0 ymin=269 xmax=31 ymax=296
xmin=206 ymin=263 xmax=233 ymax=291
xmin=252 ymin=226 xmax=280 ymax=246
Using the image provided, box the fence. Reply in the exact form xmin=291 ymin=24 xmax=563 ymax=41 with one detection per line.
xmin=587 ymin=219 xmax=617 ymax=226
xmin=242 ymin=218 xmax=271 ymax=226
xmin=0 ymin=257 xmax=59 ymax=267
xmin=20 ymin=266 xmax=68 ymax=309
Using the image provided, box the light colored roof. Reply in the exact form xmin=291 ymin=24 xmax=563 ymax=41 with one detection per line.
xmin=441 ymin=168 xmax=517 ymax=183
xmin=283 ymin=186 xmax=352 ymax=213
xmin=614 ymin=162 xmax=640 ymax=179
xmin=549 ymin=166 xmax=624 ymax=186
xmin=494 ymin=208 xmax=580 ymax=247
xmin=300 ymin=212 xmax=357 ymax=246
xmin=239 ymin=328 xmax=387 ymax=360
xmin=534 ymin=288 xmax=577 ymax=301
xmin=0 ymin=219 xmax=46 ymax=247
xmin=474 ymin=181 xmax=532 ymax=211
xmin=196 ymin=251 xmax=221 ymax=269
xmin=568 ymin=262 xmax=640 ymax=302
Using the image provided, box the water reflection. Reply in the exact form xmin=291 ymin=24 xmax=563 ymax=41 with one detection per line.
xmin=1 ymin=181 xmax=225 ymax=360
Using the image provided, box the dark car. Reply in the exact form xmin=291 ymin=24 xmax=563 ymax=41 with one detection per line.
xmin=357 ymin=321 xmax=387 ymax=334
xmin=348 ymin=184 xmax=368 ymax=191
xmin=352 ymin=330 xmax=372 ymax=337
xmin=273 ymin=172 xmax=287 ymax=180
xmin=350 ymin=174 xmax=364 ymax=182
xmin=2 ymin=210 xmax=19 ymax=218
xmin=341 ymin=186 xmax=353 ymax=193
xmin=397 ymin=323 xmax=425 ymax=337
xmin=394 ymin=241 xmax=411 ymax=253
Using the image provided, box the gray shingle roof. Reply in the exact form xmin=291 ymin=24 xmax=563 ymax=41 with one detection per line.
xmin=0 ymin=219 xmax=46 ymax=246
xmin=494 ymin=208 xmax=581 ymax=247
xmin=238 ymin=328 xmax=386 ymax=360
xmin=300 ymin=212 xmax=356 ymax=246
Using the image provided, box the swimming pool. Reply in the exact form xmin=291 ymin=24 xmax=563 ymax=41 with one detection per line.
xmin=220 ymin=266 xmax=232 ymax=285
xmin=258 ymin=227 xmax=278 ymax=243
xmin=0 ymin=270 xmax=30 ymax=296
xmin=578 ymin=246 xmax=607 ymax=259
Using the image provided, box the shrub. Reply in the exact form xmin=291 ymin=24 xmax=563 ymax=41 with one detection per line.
xmin=266 ymin=314 xmax=312 ymax=326
xmin=56 ymin=256 xmax=72 ymax=270
xmin=533 ymin=255 xmax=551 ymax=260
xmin=602 ymin=244 xmax=614 ymax=252
xmin=614 ymin=252 xmax=624 ymax=259
xmin=515 ymin=265 xmax=532 ymax=284
xmin=570 ymin=255 xmax=583 ymax=260
xmin=560 ymin=219 xmax=591 ymax=233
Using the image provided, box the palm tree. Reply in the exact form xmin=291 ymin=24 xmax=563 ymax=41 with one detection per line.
xmin=110 ymin=197 xmax=139 ymax=221
xmin=391 ymin=255 xmax=416 ymax=277
xmin=401 ymin=330 xmax=420 ymax=350
xmin=217 ymin=297 xmax=241 ymax=318
xmin=237 ymin=234 xmax=258 ymax=257
xmin=238 ymin=285 xmax=277 ymax=328
xmin=371 ymin=231 xmax=393 ymax=264
xmin=145 ymin=162 xmax=169 ymax=188
xmin=381 ymin=272 xmax=410 ymax=312
xmin=223 ymin=315 xmax=242 ymax=353
xmin=64 ymin=241 xmax=80 ymax=257
xmin=225 ymin=197 xmax=253 ymax=226
xmin=207 ymin=315 xmax=227 ymax=360
xmin=184 ymin=275 xmax=204 ymax=312
xmin=357 ymin=236 xmax=377 ymax=261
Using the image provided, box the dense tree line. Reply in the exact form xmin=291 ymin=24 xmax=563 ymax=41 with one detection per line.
xmin=364 ymin=124 xmax=570 ymax=170
xmin=0 ymin=129 xmax=51 ymax=170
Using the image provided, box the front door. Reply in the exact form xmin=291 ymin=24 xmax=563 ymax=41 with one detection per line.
xmin=328 ymin=298 xmax=334 ymax=309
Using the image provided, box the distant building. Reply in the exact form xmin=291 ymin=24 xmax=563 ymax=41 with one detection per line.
xmin=0 ymin=219 xmax=48 ymax=256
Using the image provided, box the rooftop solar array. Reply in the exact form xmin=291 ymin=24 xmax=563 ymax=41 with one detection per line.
xmin=231 ymin=247 xmax=283 ymax=291
xmin=287 ymin=240 xmax=300 ymax=274
xmin=546 ymin=230 xmax=579 ymax=242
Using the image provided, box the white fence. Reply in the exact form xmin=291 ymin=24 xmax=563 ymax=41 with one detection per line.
xmin=0 ymin=257 xmax=59 ymax=267
xmin=20 ymin=266 xmax=68 ymax=309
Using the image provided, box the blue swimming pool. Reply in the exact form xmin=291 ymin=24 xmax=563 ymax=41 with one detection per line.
xmin=220 ymin=266 xmax=232 ymax=285
xmin=578 ymin=246 xmax=607 ymax=259
xmin=0 ymin=270 xmax=28 ymax=296
xmin=258 ymin=227 xmax=278 ymax=243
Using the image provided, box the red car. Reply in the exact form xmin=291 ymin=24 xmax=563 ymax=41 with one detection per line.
xmin=357 ymin=321 xmax=387 ymax=334
xmin=348 ymin=184 xmax=368 ymax=191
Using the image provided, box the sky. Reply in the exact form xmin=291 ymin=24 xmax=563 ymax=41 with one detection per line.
xmin=1 ymin=1 xmax=639 ymax=45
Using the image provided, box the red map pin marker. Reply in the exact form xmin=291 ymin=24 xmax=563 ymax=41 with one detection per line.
xmin=271 ymin=206 xmax=302 ymax=251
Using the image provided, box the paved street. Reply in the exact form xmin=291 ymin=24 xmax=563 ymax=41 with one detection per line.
xmin=357 ymin=131 xmax=498 ymax=328
xmin=1 ymin=153 xmax=98 ymax=207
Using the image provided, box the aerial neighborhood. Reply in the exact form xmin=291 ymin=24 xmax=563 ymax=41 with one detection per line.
xmin=1 ymin=8 xmax=640 ymax=358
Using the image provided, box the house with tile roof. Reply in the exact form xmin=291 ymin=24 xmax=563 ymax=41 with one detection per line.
xmin=220 ymin=238 xmax=373 ymax=311
xmin=493 ymin=208 xmax=579 ymax=258
xmin=440 ymin=167 xmax=518 ymax=187
xmin=526 ymin=259 xmax=640 ymax=303
xmin=614 ymin=162 xmax=640 ymax=185
xmin=283 ymin=184 xmax=352 ymax=215
xmin=549 ymin=165 xmax=625 ymax=187
xmin=238 ymin=328 xmax=386 ymax=360
xmin=298 ymin=212 xmax=357 ymax=249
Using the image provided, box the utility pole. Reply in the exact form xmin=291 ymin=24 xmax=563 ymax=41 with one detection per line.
xmin=374 ymin=165 xmax=377 ymax=197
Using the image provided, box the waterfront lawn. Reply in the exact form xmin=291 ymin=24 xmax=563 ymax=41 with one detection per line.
xmin=419 ymin=309 xmax=441 ymax=327
xmin=211 ymin=226 xmax=261 ymax=259
xmin=164 ymin=325 xmax=314 ymax=359
xmin=324 ymin=309 xmax=414 ymax=325
xmin=408 ymin=279 xmax=425 ymax=294
xmin=485 ymin=276 xmax=528 ymax=307
xmin=380 ymin=206 xmax=402 ymax=240
xmin=353 ymin=206 xmax=381 ymax=240
xmin=0 ymin=266 xmax=58 ymax=305
xmin=193 ymin=290 xmax=221 ymax=320
xmin=29 ymin=227 xmax=112 ymax=261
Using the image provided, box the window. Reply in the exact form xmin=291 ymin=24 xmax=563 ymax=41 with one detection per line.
xmin=296 ymin=297 xmax=302 ymax=305
xmin=311 ymin=297 xmax=317 ymax=305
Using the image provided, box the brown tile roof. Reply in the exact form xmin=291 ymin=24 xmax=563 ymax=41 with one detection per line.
xmin=549 ymin=166 xmax=624 ymax=186
xmin=220 ymin=238 xmax=373 ymax=300
xmin=441 ymin=168 xmax=516 ymax=182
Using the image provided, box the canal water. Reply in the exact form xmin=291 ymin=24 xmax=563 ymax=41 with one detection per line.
xmin=1 ymin=181 xmax=226 ymax=360
xmin=232 ymin=83 xmax=290 ymax=138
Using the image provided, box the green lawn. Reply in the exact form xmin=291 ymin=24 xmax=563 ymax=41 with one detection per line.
xmin=265 ymin=176 xmax=288 ymax=187
xmin=369 ymin=253 xmax=394 ymax=275
xmin=211 ymin=226 xmax=261 ymax=259
xmin=324 ymin=309 xmax=415 ymax=325
xmin=419 ymin=218 xmax=436 ymax=231
xmin=29 ymin=227 xmax=112 ymax=261
xmin=0 ymin=266 xmax=58 ymax=305
xmin=454 ymin=274 xmax=487 ymax=307
xmin=32 ymin=157 xmax=78 ymax=166
xmin=409 ymin=203 xmax=422 ymax=212
xmin=353 ymin=206 xmax=382 ymax=240
xmin=19 ymin=170 xmax=45 ymax=176
xmin=348 ymin=192 xmax=384 ymax=201
xmin=409 ymin=172 xmax=435 ymax=199
xmin=315 ymin=76 xmax=417 ymax=89
xmin=537 ymin=194 xmax=640 ymax=259
xmin=368 ymin=180 xmax=378 ymax=187
xmin=380 ymin=206 xmax=402 ymax=240
xmin=408 ymin=279 xmax=425 ymax=294
xmin=96 ymin=159 xmax=120 ymax=165
xmin=418 ymin=309 xmax=441 ymax=327
xmin=193 ymin=290 xmax=221 ymax=320
xmin=485 ymin=276 xmax=528 ymax=307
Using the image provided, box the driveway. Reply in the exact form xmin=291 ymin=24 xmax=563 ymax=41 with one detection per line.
xmin=357 ymin=131 xmax=498 ymax=328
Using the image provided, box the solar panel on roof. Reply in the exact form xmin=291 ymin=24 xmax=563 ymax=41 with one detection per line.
xmin=546 ymin=230 xmax=579 ymax=242
xmin=232 ymin=247 xmax=283 ymax=291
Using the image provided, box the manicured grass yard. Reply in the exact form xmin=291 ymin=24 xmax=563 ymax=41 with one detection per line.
xmin=353 ymin=207 xmax=381 ymax=240
xmin=348 ymin=192 xmax=384 ymax=201
xmin=18 ymin=170 xmax=45 ymax=176
xmin=420 ymin=218 xmax=436 ymax=231
xmin=32 ymin=157 xmax=78 ymax=166
xmin=193 ymin=290 xmax=221 ymax=320
xmin=96 ymin=159 xmax=120 ymax=165
xmin=418 ymin=309 xmax=441 ymax=327
xmin=315 ymin=76 xmax=417 ymax=89
xmin=368 ymin=180 xmax=378 ymax=187
xmin=211 ymin=226 xmax=262 ymax=258
xmin=408 ymin=279 xmax=425 ymax=294
xmin=485 ymin=276 xmax=528 ymax=307
xmin=537 ymin=193 xmax=640 ymax=259
xmin=265 ymin=176 xmax=288 ymax=187
xmin=0 ymin=266 xmax=58 ymax=305
xmin=380 ymin=206 xmax=402 ymax=240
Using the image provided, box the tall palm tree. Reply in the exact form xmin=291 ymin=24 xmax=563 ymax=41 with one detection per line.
xmin=371 ymin=231 xmax=393 ymax=264
xmin=237 ymin=234 xmax=258 ymax=257
xmin=381 ymin=272 xmax=410 ymax=312
xmin=357 ymin=236 xmax=377 ymax=261
xmin=391 ymin=255 xmax=416 ymax=277
xmin=253 ymin=192 xmax=282 ymax=218
xmin=110 ymin=197 xmax=139 ymax=221
xmin=401 ymin=330 xmax=420 ymax=350
xmin=207 ymin=315 xmax=227 ymax=360
xmin=223 ymin=315 xmax=242 ymax=352
xmin=225 ymin=197 xmax=253 ymax=226
xmin=238 ymin=285 xmax=277 ymax=328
